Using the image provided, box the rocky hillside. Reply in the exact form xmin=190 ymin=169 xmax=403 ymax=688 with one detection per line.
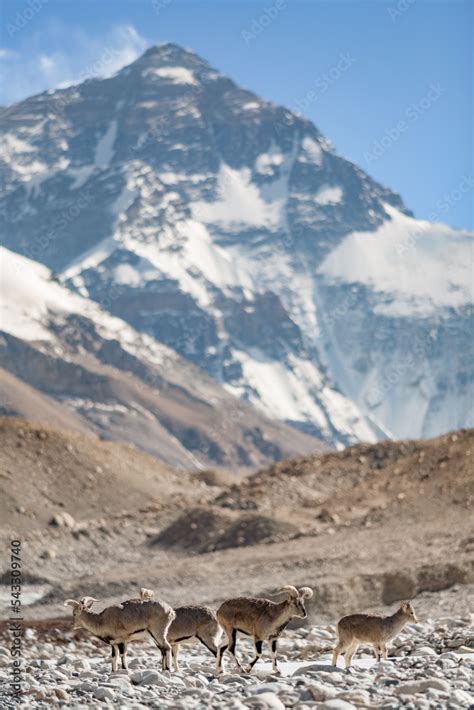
xmin=1 ymin=43 xmax=472 ymax=448
xmin=1 ymin=419 xmax=472 ymax=623
xmin=215 ymin=428 xmax=474 ymax=531
xmin=0 ymin=417 xmax=208 ymax=533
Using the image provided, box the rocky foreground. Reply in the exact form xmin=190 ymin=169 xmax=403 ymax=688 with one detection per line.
xmin=1 ymin=614 xmax=473 ymax=708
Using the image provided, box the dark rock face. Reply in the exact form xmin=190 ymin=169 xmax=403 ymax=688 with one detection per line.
xmin=1 ymin=43 xmax=471 ymax=447
xmin=0 ymin=43 xmax=405 ymax=270
xmin=221 ymin=292 xmax=304 ymax=360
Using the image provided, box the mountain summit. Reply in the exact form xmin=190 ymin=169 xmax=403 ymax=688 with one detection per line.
xmin=1 ymin=44 xmax=472 ymax=447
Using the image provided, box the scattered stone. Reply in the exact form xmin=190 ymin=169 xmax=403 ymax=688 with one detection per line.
xmin=338 ymin=690 xmax=373 ymax=705
xmin=449 ymin=689 xmax=474 ymax=705
xmin=53 ymin=688 xmax=69 ymax=700
xmin=318 ymin=700 xmax=356 ymax=710
xmin=414 ymin=645 xmax=437 ymax=655
xmin=93 ymin=686 xmax=116 ymax=701
xmin=49 ymin=511 xmax=76 ymax=528
xmin=131 ymin=669 xmax=166 ymax=686
xmin=306 ymin=681 xmax=338 ymax=700
xmin=292 ymin=663 xmax=341 ymax=676
xmin=394 ymin=678 xmax=450 ymax=695
xmin=246 ymin=692 xmax=285 ymax=709
xmin=0 ymin=614 xmax=471 ymax=709
xmin=127 ymin=657 xmax=142 ymax=669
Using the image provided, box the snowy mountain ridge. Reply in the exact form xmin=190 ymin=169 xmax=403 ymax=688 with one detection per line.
xmin=0 ymin=245 xmax=321 ymax=468
xmin=1 ymin=43 xmax=472 ymax=447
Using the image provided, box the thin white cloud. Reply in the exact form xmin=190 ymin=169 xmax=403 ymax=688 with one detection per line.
xmin=39 ymin=54 xmax=57 ymax=73
xmin=0 ymin=22 xmax=148 ymax=106
xmin=0 ymin=48 xmax=19 ymax=59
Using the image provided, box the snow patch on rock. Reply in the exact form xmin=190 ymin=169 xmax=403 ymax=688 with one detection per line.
xmin=94 ymin=120 xmax=118 ymax=170
xmin=299 ymin=136 xmax=323 ymax=165
xmin=315 ymin=185 xmax=344 ymax=205
xmin=319 ymin=204 xmax=473 ymax=315
xmin=144 ymin=66 xmax=197 ymax=85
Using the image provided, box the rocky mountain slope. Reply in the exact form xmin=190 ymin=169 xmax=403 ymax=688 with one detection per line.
xmin=1 ymin=418 xmax=472 ymax=622
xmin=215 ymin=427 xmax=474 ymax=532
xmin=0 ymin=249 xmax=321 ymax=470
xmin=0 ymin=43 xmax=472 ymax=447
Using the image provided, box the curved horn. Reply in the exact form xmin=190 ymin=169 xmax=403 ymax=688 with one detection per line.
xmin=140 ymin=588 xmax=154 ymax=599
xmin=64 ymin=599 xmax=79 ymax=608
xmin=79 ymin=596 xmax=98 ymax=609
xmin=279 ymin=585 xmax=299 ymax=598
xmin=298 ymin=587 xmax=314 ymax=599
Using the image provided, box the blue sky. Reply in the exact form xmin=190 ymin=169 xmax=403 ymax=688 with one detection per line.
xmin=1 ymin=0 xmax=472 ymax=229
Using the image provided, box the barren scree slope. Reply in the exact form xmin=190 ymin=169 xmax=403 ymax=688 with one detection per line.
xmin=1 ymin=417 xmax=472 ymax=623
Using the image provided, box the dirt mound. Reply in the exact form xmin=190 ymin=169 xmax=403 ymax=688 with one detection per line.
xmin=193 ymin=469 xmax=237 ymax=488
xmin=150 ymin=507 xmax=236 ymax=552
xmin=211 ymin=513 xmax=299 ymax=551
xmin=150 ymin=507 xmax=299 ymax=553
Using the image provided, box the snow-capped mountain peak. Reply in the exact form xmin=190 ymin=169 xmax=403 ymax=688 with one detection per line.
xmin=1 ymin=44 xmax=472 ymax=447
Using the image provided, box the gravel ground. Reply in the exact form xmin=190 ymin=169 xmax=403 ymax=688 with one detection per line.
xmin=1 ymin=614 xmax=473 ymax=708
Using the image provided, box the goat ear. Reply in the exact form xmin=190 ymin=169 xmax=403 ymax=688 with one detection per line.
xmin=279 ymin=585 xmax=299 ymax=598
xmin=64 ymin=599 xmax=79 ymax=608
xmin=298 ymin=587 xmax=313 ymax=599
xmin=140 ymin=588 xmax=154 ymax=599
xmin=80 ymin=596 xmax=98 ymax=610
